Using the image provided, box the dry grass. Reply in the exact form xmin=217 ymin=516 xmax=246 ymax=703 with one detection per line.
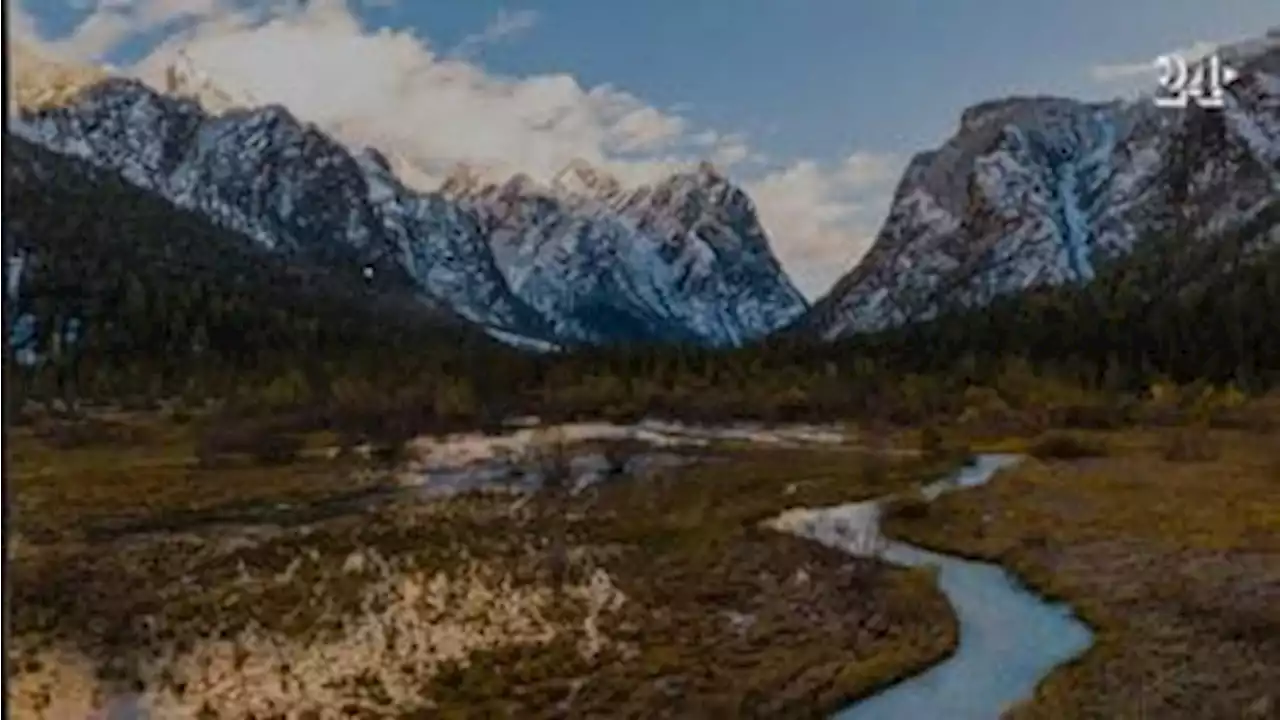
xmin=884 ymin=427 xmax=1280 ymax=719
xmin=8 ymin=416 xmax=389 ymax=543
xmin=7 ymin=414 xmax=961 ymax=718
xmin=10 ymin=551 xmax=623 ymax=718
xmin=1027 ymin=431 xmax=1110 ymax=460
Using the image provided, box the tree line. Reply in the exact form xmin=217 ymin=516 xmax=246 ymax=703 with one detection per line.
xmin=6 ymin=132 xmax=1278 ymax=436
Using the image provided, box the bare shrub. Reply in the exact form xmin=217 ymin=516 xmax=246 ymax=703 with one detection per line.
xmin=196 ymin=420 xmax=303 ymax=467
xmin=1162 ymin=429 xmax=1221 ymax=463
xmin=10 ymin=554 xmax=627 ymax=719
xmin=1050 ymin=403 xmax=1127 ymax=429
xmin=1029 ymin=431 xmax=1109 ymax=460
xmin=35 ymin=417 xmax=145 ymax=449
xmin=883 ymin=487 xmax=931 ymax=521
xmin=919 ymin=424 xmax=945 ymax=458
xmin=531 ymin=429 xmax=572 ymax=594
xmin=249 ymin=432 xmax=304 ymax=466
xmin=369 ymin=435 xmax=410 ymax=467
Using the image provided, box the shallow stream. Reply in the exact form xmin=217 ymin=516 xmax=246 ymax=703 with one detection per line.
xmin=768 ymin=454 xmax=1094 ymax=720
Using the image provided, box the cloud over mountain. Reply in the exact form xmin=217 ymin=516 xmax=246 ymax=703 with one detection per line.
xmin=11 ymin=0 xmax=903 ymax=298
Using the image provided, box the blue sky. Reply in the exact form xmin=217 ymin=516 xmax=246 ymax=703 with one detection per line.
xmin=378 ymin=0 xmax=1279 ymax=157
xmin=12 ymin=0 xmax=1279 ymax=296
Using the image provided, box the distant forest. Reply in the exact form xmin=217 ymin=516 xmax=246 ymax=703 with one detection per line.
xmin=6 ymin=134 xmax=1279 ymax=437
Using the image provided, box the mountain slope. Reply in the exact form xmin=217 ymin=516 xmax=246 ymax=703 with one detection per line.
xmin=5 ymin=133 xmax=505 ymax=397
xmin=804 ymin=36 xmax=1280 ymax=340
xmin=11 ymin=51 xmax=806 ymax=348
xmin=11 ymin=75 xmax=551 ymax=339
xmin=443 ymin=161 xmax=808 ymax=345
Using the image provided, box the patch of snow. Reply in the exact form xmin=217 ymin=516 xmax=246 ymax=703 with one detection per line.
xmin=484 ymin=327 xmax=561 ymax=353
xmin=395 ymin=420 xmax=860 ymax=498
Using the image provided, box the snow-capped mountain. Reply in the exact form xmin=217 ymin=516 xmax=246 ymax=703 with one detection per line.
xmin=805 ymin=36 xmax=1280 ymax=340
xmin=154 ymin=48 xmax=259 ymax=115
xmin=10 ymin=50 xmax=806 ymax=348
xmin=12 ymin=76 xmax=544 ymax=332
xmin=442 ymin=160 xmax=808 ymax=345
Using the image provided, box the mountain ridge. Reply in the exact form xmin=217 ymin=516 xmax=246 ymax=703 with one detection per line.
xmin=801 ymin=36 xmax=1280 ymax=340
xmin=10 ymin=34 xmax=1279 ymax=350
xmin=11 ymin=50 xmax=806 ymax=348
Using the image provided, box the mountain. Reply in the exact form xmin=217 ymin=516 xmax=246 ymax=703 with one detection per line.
xmin=10 ymin=73 xmax=550 ymax=338
xmin=4 ymin=131 xmax=505 ymax=393
xmin=442 ymin=160 xmax=808 ymax=345
xmin=10 ymin=50 xmax=806 ymax=348
xmin=803 ymin=36 xmax=1280 ymax=340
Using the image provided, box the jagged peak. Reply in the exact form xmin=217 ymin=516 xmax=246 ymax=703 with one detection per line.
xmin=358 ymin=146 xmax=393 ymax=174
xmin=435 ymin=155 xmax=755 ymax=223
xmin=501 ymin=172 xmax=539 ymax=197
xmin=1220 ymin=30 xmax=1280 ymax=71
xmin=151 ymin=49 xmax=257 ymax=114
xmin=439 ymin=162 xmax=489 ymax=198
xmin=551 ymin=158 xmax=622 ymax=200
xmin=694 ymin=159 xmax=724 ymax=181
xmin=661 ymin=160 xmax=731 ymax=192
xmin=957 ymin=96 xmax=1087 ymax=131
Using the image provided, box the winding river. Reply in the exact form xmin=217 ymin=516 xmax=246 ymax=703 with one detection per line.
xmin=768 ymin=454 xmax=1095 ymax=720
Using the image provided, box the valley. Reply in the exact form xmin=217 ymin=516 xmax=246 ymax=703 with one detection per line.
xmin=4 ymin=23 xmax=1280 ymax=720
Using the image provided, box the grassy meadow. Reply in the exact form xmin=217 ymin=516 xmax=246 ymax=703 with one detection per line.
xmin=885 ymin=418 xmax=1280 ymax=719
xmin=7 ymin=410 xmax=961 ymax=719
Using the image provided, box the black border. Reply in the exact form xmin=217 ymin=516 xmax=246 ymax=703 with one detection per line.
xmin=2 ymin=0 xmax=14 ymax=716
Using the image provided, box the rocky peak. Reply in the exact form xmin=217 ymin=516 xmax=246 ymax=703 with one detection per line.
xmin=552 ymin=158 xmax=622 ymax=202
xmin=438 ymin=163 xmax=488 ymax=199
xmin=803 ymin=35 xmax=1280 ymax=341
xmin=693 ymin=159 xmax=725 ymax=182
xmin=15 ymin=55 xmax=808 ymax=349
xmin=156 ymin=49 xmax=254 ymax=114
xmin=957 ymin=96 xmax=1085 ymax=132
xmin=357 ymin=146 xmax=393 ymax=175
xmin=500 ymin=172 xmax=540 ymax=198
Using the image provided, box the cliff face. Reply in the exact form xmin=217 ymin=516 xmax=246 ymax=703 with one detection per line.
xmin=444 ymin=160 xmax=808 ymax=345
xmin=803 ymin=39 xmax=1280 ymax=339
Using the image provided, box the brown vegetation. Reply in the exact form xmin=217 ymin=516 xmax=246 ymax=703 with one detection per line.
xmin=7 ymin=416 xmax=959 ymax=718
xmin=884 ymin=426 xmax=1280 ymax=719
xmin=1027 ymin=431 xmax=1110 ymax=460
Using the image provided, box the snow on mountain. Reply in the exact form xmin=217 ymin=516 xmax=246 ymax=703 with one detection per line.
xmin=441 ymin=160 xmax=809 ymax=345
xmin=10 ymin=52 xmax=805 ymax=348
xmin=155 ymin=48 xmax=258 ymax=115
xmin=806 ymin=37 xmax=1280 ymax=340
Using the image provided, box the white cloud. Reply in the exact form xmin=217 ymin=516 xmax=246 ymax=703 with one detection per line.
xmin=9 ymin=0 xmax=51 ymax=47
xmin=1090 ymin=39 xmax=1221 ymax=84
xmin=746 ymin=152 xmax=902 ymax=296
xmin=711 ymin=136 xmax=750 ymax=167
xmin=449 ymin=8 xmax=539 ymax=59
xmin=32 ymin=0 xmax=253 ymax=61
xmin=15 ymin=0 xmax=901 ymax=299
